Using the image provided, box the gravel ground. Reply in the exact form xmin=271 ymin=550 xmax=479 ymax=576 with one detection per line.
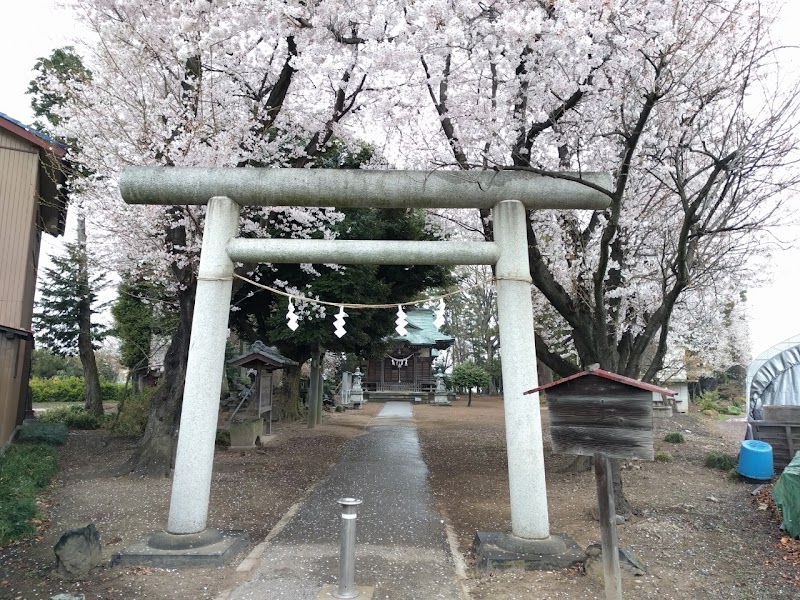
xmin=415 ymin=397 xmax=799 ymax=599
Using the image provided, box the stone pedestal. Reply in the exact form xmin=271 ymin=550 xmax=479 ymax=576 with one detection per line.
xmin=229 ymin=418 xmax=264 ymax=450
xmin=432 ymin=393 xmax=451 ymax=406
xmin=113 ymin=529 xmax=249 ymax=568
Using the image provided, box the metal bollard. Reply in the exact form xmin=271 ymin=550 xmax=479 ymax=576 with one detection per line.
xmin=332 ymin=497 xmax=363 ymax=599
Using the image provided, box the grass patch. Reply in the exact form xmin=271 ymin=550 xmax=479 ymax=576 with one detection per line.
xmin=705 ymin=451 xmax=737 ymax=471
xmin=655 ymin=450 xmax=673 ymax=463
xmin=723 ymin=405 xmax=743 ymax=416
xmin=663 ymin=432 xmax=685 ymax=444
xmin=0 ymin=445 xmax=59 ymax=545
xmin=15 ymin=423 xmax=67 ymax=446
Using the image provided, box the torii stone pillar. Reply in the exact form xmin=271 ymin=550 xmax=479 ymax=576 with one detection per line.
xmin=168 ymin=196 xmax=240 ymax=535
xmin=118 ymin=167 xmax=610 ymax=564
xmin=493 ymin=200 xmax=547 ymax=539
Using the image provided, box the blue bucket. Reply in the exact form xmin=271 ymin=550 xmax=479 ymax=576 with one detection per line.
xmin=738 ymin=440 xmax=774 ymax=480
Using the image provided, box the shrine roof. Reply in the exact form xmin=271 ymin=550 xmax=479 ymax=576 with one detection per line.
xmin=394 ymin=308 xmax=454 ymax=349
xmin=228 ymin=340 xmax=298 ymax=370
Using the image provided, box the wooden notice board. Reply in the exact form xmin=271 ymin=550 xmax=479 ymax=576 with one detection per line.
xmin=526 ymin=369 xmax=672 ymax=600
xmin=543 ymin=376 xmax=656 ymax=461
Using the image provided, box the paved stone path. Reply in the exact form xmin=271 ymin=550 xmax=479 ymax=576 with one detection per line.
xmin=228 ymin=402 xmax=464 ymax=600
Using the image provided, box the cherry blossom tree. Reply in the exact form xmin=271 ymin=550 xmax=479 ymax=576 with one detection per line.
xmin=361 ymin=0 xmax=796 ymax=510
xmin=51 ymin=0 xmax=797 ymax=493
xmin=384 ymin=0 xmax=797 ymax=386
xmin=52 ymin=0 xmax=378 ymax=474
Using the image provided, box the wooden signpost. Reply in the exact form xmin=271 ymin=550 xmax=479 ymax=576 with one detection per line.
xmin=526 ymin=367 xmax=675 ymax=600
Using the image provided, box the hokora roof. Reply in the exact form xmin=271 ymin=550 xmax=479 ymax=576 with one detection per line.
xmin=525 ymin=368 xmax=676 ymax=396
xmin=747 ymin=334 xmax=800 ymax=419
xmin=394 ymin=308 xmax=454 ymax=348
xmin=228 ymin=340 xmax=298 ymax=369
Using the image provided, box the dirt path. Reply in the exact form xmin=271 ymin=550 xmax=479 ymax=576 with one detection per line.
xmin=2 ymin=398 xmax=797 ymax=600
xmin=0 ymin=404 xmax=380 ymax=600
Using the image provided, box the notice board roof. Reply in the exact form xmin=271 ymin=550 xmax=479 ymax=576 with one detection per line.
xmin=524 ymin=368 xmax=676 ymax=397
xmin=228 ymin=340 xmax=298 ymax=370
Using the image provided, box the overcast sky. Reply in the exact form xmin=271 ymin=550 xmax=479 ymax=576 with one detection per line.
xmin=1 ymin=1 xmax=798 ymax=359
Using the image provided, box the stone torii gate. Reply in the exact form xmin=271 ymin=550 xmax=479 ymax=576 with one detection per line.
xmin=119 ymin=167 xmax=609 ymax=562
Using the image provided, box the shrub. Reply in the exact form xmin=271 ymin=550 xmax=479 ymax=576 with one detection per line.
xmin=705 ymin=451 xmax=737 ymax=471
xmin=15 ymin=423 xmax=67 ymax=446
xmin=29 ymin=376 xmax=126 ymax=404
xmin=29 ymin=377 xmax=83 ymax=404
xmin=37 ymin=406 xmax=99 ymax=430
xmin=100 ymin=381 xmax=126 ymax=402
xmin=697 ymin=391 xmax=723 ymax=413
xmin=663 ymin=432 xmax=685 ymax=444
xmin=112 ymin=389 xmax=154 ymax=438
xmin=723 ymin=405 xmax=743 ymax=416
xmin=655 ymin=451 xmax=673 ymax=462
xmin=215 ymin=429 xmax=231 ymax=448
xmin=0 ymin=445 xmax=59 ymax=545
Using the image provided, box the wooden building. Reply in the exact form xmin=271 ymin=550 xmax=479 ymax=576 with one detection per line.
xmin=363 ymin=308 xmax=454 ymax=399
xmin=0 ymin=113 xmax=69 ymax=448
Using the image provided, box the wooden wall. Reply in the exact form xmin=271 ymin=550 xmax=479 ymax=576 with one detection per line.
xmin=0 ymin=129 xmax=40 ymax=329
xmin=365 ymin=352 xmax=435 ymax=386
xmin=0 ymin=129 xmax=40 ymax=447
xmin=0 ymin=332 xmax=30 ymax=448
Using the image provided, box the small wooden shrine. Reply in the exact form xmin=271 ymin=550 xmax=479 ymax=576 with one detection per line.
xmin=227 ymin=341 xmax=297 ymax=439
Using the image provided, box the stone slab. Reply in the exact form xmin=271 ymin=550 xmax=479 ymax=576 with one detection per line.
xmin=112 ymin=530 xmax=249 ymax=568
xmin=316 ymin=584 xmax=374 ymax=599
xmin=473 ymin=531 xmax=584 ymax=570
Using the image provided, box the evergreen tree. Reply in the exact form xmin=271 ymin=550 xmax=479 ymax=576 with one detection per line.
xmin=29 ymin=48 xmax=106 ymax=416
xmin=33 ymin=218 xmax=108 ymax=415
xmin=230 ymin=206 xmax=452 ymax=420
xmin=111 ymin=281 xmax=154 ymax=393
xmin=450 ymin=361 xmax=491 ymax=407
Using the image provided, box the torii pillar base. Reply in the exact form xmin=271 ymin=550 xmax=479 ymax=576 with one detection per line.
xmin=473 ymin=531 xmax=584 ymax=570
xmin=112 ymin=529 xmax=249 ymax=568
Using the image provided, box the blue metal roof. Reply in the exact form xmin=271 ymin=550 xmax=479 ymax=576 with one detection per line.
xmin=0 ymin=111 xmax=67 ymax=152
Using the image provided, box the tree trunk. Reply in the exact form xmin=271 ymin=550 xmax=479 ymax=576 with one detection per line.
xmin=117 ymin=285 xmax=195 ymax=476
xmin=275 ymin=363 xmax=304 ymax=421
xmin=79 ymin=329 xmax=103 ymax=417
xmin=610 ymin=458 xmax=633 ymax=515
xmin=76 ymin=215 xmax=103 ymax=417
xmin=467 ymin=389 xmax=473 ymax=407
xmin=307 ymin=353 xmax=319 ymax=428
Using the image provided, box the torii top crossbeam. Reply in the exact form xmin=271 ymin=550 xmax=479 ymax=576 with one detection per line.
xmin=120 ymin=167 xmax=610 ymax=210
